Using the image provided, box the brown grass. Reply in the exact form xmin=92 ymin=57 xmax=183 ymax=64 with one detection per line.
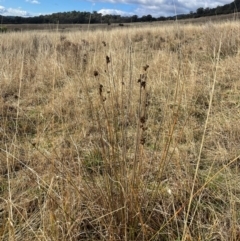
xmin=0 ymin=20 xmax=240 ymax=240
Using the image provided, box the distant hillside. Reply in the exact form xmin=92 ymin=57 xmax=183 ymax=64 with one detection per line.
xmin=176 ymin=0 xmax=240 ymax=20
xmin=1 ymin=0 xmax=240 ymax=24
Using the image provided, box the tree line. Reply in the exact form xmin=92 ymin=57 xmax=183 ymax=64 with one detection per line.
xmin=1 ymin=0 xmax=240 ymax=25
xmin=1 ymin=12 xmax=166 ymax=24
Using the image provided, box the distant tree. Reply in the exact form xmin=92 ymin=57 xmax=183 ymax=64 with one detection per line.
xmin=141 ymin=14 xmax=153 ymax=22
xmin=204 ymin=7 xmax=210 ymax=15
xmin=157 ymin=16 xmax=166 ymax=21
xmin=14 ymin=16 xmax=23 ymax=24
xmin=215 ymin=6 xmax=223 ymax=15
xmin=131 ymin=15 xmax=138 ymax=22
xmin=196 ymin=7 xmax=204 ymax=15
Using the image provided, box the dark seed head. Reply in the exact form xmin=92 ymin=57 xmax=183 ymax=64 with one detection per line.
xmin=140 ymin=116 xmax=146 ymax=124
xmin=99 ymin=84 xmax=103 ymax=95
xmin=106 ymin=56 xmax=110 ymax=64
xmin=141 ymin=81 xmax=146 ymax=89
xmin=143 ymin=64 xmax=149 ymax=71
xmin=140 ymin=137 xmax=146 ymax=145
xmin=94 ymin=70 xmax=99 ymax=77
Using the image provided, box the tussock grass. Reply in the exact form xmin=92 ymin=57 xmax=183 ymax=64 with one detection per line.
xmin=0 ymin=21 xmax=240 ymax=240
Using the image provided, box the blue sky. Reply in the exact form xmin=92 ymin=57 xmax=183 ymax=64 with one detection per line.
xmin=0 ymin=0 xmax=232 ymax=17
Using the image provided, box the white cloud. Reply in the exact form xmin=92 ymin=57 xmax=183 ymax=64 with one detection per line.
xmin=94 ymin=0 xmax=232 ymax=17
xmin=0 ymin=5 xmax=31 ymax=16
xmin=98 ymin=8 xmax=133 ymax=16
xmin=25 ymin=0 xmax=40 ymax=4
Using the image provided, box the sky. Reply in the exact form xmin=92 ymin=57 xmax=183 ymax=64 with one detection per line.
xmin=0 ymin=0 xmax=233 ymax=18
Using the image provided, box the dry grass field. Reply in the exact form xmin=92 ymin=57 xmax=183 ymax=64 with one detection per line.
xmin=0 ymin=19 xmax=240 ymax=240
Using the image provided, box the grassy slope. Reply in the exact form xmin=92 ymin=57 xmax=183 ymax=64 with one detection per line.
xmin=0 ymin=20 xmax=240 ymax=240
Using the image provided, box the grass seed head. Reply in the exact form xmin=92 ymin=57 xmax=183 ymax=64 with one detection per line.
xmin=143 ymin=64 xmax=149 ymax=71
xmin=141 ymin=81 xmax=146 ymax=89
xmin=140 ymin=137 xmax=146 ymax=145
xmin=140 ymin=116 xmax=146 ymax=124
xmin=106 ymin=55 xmax=110 ymax=64
xmin=99 ymin=84 xmax=103 ymax=95
xmin=94 ymin=70 xmax=99 ymax=77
